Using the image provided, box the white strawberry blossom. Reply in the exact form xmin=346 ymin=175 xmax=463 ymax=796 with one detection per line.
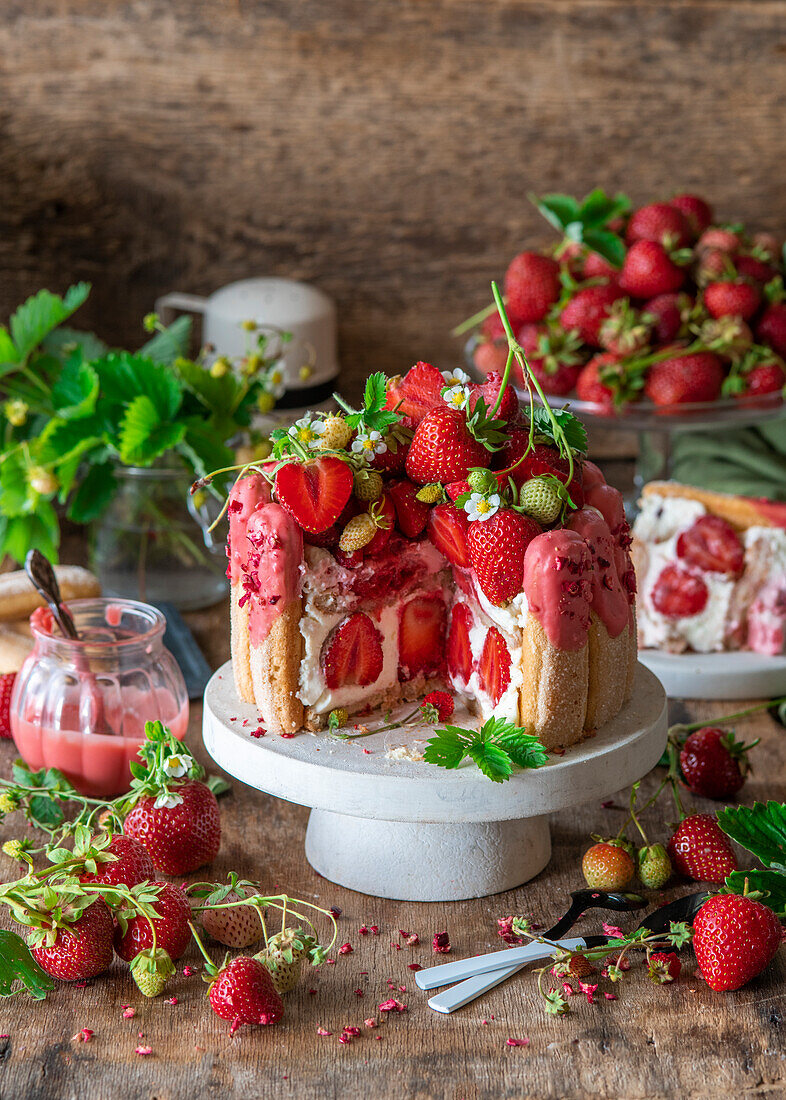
xmin=464 ymin=492 xmax=501 ymax=522
xmin=288 ymin=415 xmax=325 ymax=449
xmin=442 ymin=368 xmax=470 ymax=387
xmin=264 ymin=364 xmax=286 ymax=398
xmin=351 ymin=429 xmax=388 ymax=458
xmin=443 ymin=384 xmax=471 ymax=410
xmin=154 ymin=791 xmax=184 ymax=810
xmin=163 ymin=755 xmax=188 ymax=779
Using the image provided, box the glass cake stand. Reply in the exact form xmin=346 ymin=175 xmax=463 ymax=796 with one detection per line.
xmin=203 ymin=662 xmax=667 ymax=902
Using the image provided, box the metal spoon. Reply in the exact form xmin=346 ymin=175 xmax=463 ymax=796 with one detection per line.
xmin=24 ymin=549 xmax=79 ymax=639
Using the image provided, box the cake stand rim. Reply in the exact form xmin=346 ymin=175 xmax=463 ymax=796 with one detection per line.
xmin=639 ymin=649 xmax=786 ymax=701
xmin=202 ymin=662 xmax=668 ymax=824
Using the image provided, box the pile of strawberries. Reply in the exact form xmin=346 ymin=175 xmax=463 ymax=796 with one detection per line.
xmin=470 ymin=191 xmax=786 ymax=410
xmin=243 ymin=358 xmax=591 ymax=706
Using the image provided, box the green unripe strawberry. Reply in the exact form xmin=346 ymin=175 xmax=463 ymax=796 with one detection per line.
xmin=415 ymin=483 xmax=443 ymax=503
xmin=130 ymin=948 xmax=175 ymax=998
xmin=255 ymin=928 xmax=314 ymax=994
xmin=638 ymin=843 xmax=672 ymax=889
xmin=467 ymin=468 xmax=498 ymax=493
xmin=354 ymin=469 xmax=383 ymax=501
xmin=518 ymin=476 xmax=562 ymax=524
xmin=328 ymin=708 xmax=349 ymax=730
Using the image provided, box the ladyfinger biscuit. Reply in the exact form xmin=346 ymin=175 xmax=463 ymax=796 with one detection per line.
xmin=249 ymin=601 xmax=304 ymax=733
xmin=519 ymin=616 xmax=589 ymax=751
xmin=0 ymin=566 xmax=100 ymax=622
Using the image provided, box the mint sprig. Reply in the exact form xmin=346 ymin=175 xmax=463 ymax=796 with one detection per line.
xmin=718 ymin=801 xmax=786 ymax=916
xmin=423 ymin=717 xmax=549 ymax=783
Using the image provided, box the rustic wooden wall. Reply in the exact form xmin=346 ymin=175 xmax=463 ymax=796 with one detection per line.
xmin=1 ymin=0 xmax=786 ymax=397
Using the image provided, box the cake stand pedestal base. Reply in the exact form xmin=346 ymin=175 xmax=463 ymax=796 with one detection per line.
xmin=203 ymin=662 xmax=667 ymax=901
xmin=305 ymin=810 xmax=551 ymax=902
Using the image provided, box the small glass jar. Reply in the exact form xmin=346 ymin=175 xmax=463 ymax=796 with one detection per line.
xmin=10 ymin=599 xmax=189 ymax=798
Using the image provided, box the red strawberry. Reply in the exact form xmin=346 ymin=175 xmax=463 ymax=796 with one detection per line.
xmin=406 ymin=407 xmax=488 ymax=485
xmin=123 ymin=780 xmax=221 ymax=875
xmin=447 ymin=603 xmax=474 ymax=684
xmin=503 ymin=251 xmax=561 ymax=324
xmin=275 ymin=457 xmax=353 ymax=534
xmin=670 ymin=194 xmax=713 ymax=237
xmin=644 ymin=352 xmax=724 ymax=406
xmin=666 ymin=814 xmax=738 ymax=883
xmin=201 ymin=885 xmax=267 ymax=948
xmin=697 ymin=227 xmax=741 ymax=254
xmin=81 ymin=834 xmax=155 ymax=888
xmin=518 ymin=323 xmax=585 ymax=395
xmin=648 ymin=951 xmax=682 ymax=984
xmin=697 ymin=247 xmax=734 ymax=286
xmin=209 ymin=956 xmax=284 ymax=1034
xmin=468 ymin=371 xmax=518 ymax=422
xmin=499 ymin=437 xmax=585 ymax=508
xmin=598 ymin=298 xmax=653 ymax=356
xmin=583 ymin=250 xmax=621 ymax=280
xmin=481 ymin=312 xmax=506 ymax=342
xmin=365 ymin=493 xmax=395 ymax=555
xmin=427 ymin=503 xmax=470 ymax=567
xmin=384 ymin=361 xmax=445 ymax=426
xmin=645 ymin=293 xmax=691 ymax=345
xmin=704 ymin=280 xmax=761 ymax=321
xmin=751 ymin=231 xmax=782 ymax=260
xmin=581 ymin=842 xmax=635 ymax=890
xmin=575 ymin=354 xmax=622 ymax=411
xmin=651 ymin=564 xmax=709 ymax=618
xmin=115 ymin=881 xmax=193 ymax=962
xmin=0 ymin=672 xmax=15 ymax=738
xmin=620 ymin=240 xmax=687 ymax=299
xmin=31 ymin=898 xmax=115 ymax=981
xmin=559 ymin=283 xmax=624 ymax=347
xmin=532 ymin=358 xmax=582 ymax=397
xmin=692 ymin=894 xmax=782 ymax=992
xmin=676 ymin=515 xmax=744 ymax=577
xmin=467 ymin=509 xmax=541 ymax=605
xmin=473 ymin=339 xmax=510 ymax=377
xmin=680 ymin=727 xmax=751 ymax=800
xmin=737 ymin=359 xmax=786 ymax=398
xmin=756 ymin=302 xmax=786 ymax=358
xmin=735 ymin=255 xmax=779 ymax=287
xmin=627 ymin=202 xmax=692 ymax=248
xmin=321 ymin=612 xmax=384 ymax=688
xmin=478 ymin=627 xmax=511 ymax=705
xmin=387 ymin=479 xmax=430 ymax=538
xmin=398 ymin=595 xmax=446 ymax=680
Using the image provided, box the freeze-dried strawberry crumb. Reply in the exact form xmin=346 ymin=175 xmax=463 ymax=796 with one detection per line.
xmin=309 ymin=989 xmax=318 ymax=995
xmin=375 ymin=1035 xmax=383 ymax=1041
xmin=135 ymin=1046 xmax=153 ymax=1056
xmin=338 ymin=1034 xmax=351 ymax=1045
xmin=379 ymin=998 xmax=407 ymax=1013
xmin=506 ymin=1038 xmax=529 ymax=1047
xmin=343 ymin=1026 xmax=361 ymax=1036
xmin=280 ymin=732 xmax=295 ymax=739
xmin=579 ymin=980 xmax=598 ymax=1005
xmin=122 ymin=1007 xmax=136 ymax=1019
xmin=354 ymin=989 xmax=364 ymax=997
xmin=329 ymin=907 xmax=342 ymax=919
xmin=398 ymin=985 xmax=406 ymax=992
xmin=339 ymin=942 xmax=353 ymax=955
xmin=364 ymin=1018 xmax=377 ymax=1029
xmin=71 ymin=1029 xmax=93 ymax=1042
xmin=326 ymin=959 xmax=336 ymax=965
xmin=433 ymin=931 xmax=451 ymax=953
xmin=370 ymin=925 xmax=379 ymax=935
xmin=391 ymin=943 xmax=401 ymax=950
xmin=359 ymin=925 xmax=369 ymax=935
xmin=602 ymin=923 xmax=624 ymax=938
xmin=407 ymin=964 xmax=422 ymax=972
xmin=604 ymin=992 xmax=618 ymax=1000
xmin=405 ymin=933 xmax=419 ymax=946
xmin=165 ymin=997 xmax=178 ymax=1005
xmin=362 ymin=748 xmax=372 ymax=754
xmin=317 ymin=1027 xmax=332 ymax=1036
xmin=250 ymin=727 xmax=266 ymax=739
xmin=182 ymin=966 xmax=198 ymax=976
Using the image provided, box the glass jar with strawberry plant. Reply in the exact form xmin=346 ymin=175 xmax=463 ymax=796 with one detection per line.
xmin=0 ymin=285 xmax=288 ymax=609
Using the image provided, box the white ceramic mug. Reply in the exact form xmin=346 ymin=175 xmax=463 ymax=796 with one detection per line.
xmin=155 ymin=277 xmax=340 ymax=410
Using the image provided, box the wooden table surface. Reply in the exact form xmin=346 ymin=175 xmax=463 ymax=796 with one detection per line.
xmin=1 ymin=600 xmax=784 ymax=1100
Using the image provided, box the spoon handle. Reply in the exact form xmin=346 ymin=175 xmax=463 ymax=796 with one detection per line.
xmin=24 ymin=550 xmax=79 ymax=639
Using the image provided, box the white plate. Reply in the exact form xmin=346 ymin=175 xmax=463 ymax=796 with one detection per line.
xmin=639 ymin=649 xmax=786 ymax=700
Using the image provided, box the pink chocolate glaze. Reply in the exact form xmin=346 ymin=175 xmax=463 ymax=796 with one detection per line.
xmin=243 ymin=503 xmax=303 ymax=647
xmin=584 ymin=482 xmax=636 ymax=606
xmin=580 ymin=460 xmax=607 ymax=492
xmin=227 ymin=474 xmax=272 ymax=584
xmin=568 ymin=509 xmax=629 ymax=639
xmin=522 ymin=530 xmax=592 ymax=651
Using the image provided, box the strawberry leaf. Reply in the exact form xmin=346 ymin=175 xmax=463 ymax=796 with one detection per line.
xmin=723 ymin=869 xmax=786 ymax=917
xmin=118 ymin=395 xmax=186 ymax=466
xmin=582 ymin=229 xmax=626 ymax=270
xmin=0 ymin=931 xmax=55 ymax=999
xmin=530 ymin=407 xmax=588 ymax=455
xmin=531 ymin=193 xmax=581 ymax=232
xmin=10 ymin=283 xmax=90 ymax=361
xmin=51 ymin=359 xmax=99 ymax=419
xmin=140 ymin=315 xmax=192 ymax=366
xmin=717 ymin=801 xmax=786 ymax=869
xmin=578 ymin=189 xmax=631 ymax=229
xmin=423 ymin=728 xmax=472 ymax=770
xmin=494 ymin=730 xmax=549 ymax=770
xmin=466 ymin=742 xmax=512 ymax=783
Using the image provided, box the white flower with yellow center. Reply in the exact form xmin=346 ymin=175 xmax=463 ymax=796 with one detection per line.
xmin=154 ymin=791 xmax=184 ymax=810
xmin=442 ymin=368 xmax=470 ymax=387
xmin=265 ymin=365 xmax=286 ymax=398
xmin=163 ymin=755 xmax=188 ymax=779
xmin=351 ymin=429 xmax=387 ymax=458
xmin=288 ymin=415 xmax=325 ymax=450
xmin=443 ymin=384 xmax=471 ymax=411
xmin=464 ymin=493 xmax=501 ymax=522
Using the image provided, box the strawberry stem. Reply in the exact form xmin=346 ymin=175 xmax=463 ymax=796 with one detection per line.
xmin=668 ymin=696 xmax=786 ymax=740
xmin=187 ymin=920 xmax=218 ymax=973
xmin=451 ymin=299 xmax=503 ymax=338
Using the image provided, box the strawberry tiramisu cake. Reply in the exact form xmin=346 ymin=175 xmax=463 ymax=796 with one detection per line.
xmin=633 ymin=481 xmax=786 ymax=655
xmin=223 ymin=338 xmax=638 ymax=751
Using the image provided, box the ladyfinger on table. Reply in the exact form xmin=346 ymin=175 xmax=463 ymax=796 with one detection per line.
xmin=0 ymin=565 xmax=100 ymax=622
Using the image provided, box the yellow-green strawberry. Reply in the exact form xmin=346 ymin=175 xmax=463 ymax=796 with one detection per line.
xmin=318 ymin=415 xmax=353 ymax=451
xmin=638 ymin=843 xmax=672 ymax=889
xmin=518 ymin=476 xmax=563 ymax=525
xmin=130 ymin=947 xmax=176 ymax=998
xmin=255 ymin=928 xmax=314 ymax=994
xmin=354 ymin=469 xmax=383 ymax=501
xmin=338 ymin=513 xmax=377 ymax=552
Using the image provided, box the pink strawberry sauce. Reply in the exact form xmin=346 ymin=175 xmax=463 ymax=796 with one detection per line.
xmin=568 ymin=509 xmax=629 ymax=638
xmin=522 ymin=530 xmax=592 ymax=650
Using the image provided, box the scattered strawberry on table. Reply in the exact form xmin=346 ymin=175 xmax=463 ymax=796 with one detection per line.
xmin=462 ymin=189 xmax=786 ymax=410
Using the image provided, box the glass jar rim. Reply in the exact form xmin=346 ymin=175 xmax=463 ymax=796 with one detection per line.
xmin=113 ymin=463 xmax=188 ymax=481
xmin=29 ymin=597 xmax=166 ymax=649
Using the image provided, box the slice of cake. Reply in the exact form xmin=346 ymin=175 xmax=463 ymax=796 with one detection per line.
xmin=632 ymin=481 xmax=786 ymax=655
xmin=225 ymin=361 xmax=637 ymax=749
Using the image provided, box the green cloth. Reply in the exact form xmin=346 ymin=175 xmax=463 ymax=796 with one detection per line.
xmin=670 ymin=418 xmax=786 ymax=501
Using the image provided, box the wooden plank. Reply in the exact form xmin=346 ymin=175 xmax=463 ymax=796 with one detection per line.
xmin=0 ymin=595 xmax=785 ymax=1098
xmin=1 ymin=1 xmax=785 ymax=406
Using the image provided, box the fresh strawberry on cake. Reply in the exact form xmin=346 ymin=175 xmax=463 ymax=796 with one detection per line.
xmin=632 ymin=481 xmax=786 ymax=654
xmin=219 ymin=295 xmax=638 ymax=750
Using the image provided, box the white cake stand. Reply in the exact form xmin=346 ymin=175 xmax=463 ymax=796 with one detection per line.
xmin=639 ymin=649 xmax=786 ymax=701
xmin=202 ymin=662 xmax=667 ymax=901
